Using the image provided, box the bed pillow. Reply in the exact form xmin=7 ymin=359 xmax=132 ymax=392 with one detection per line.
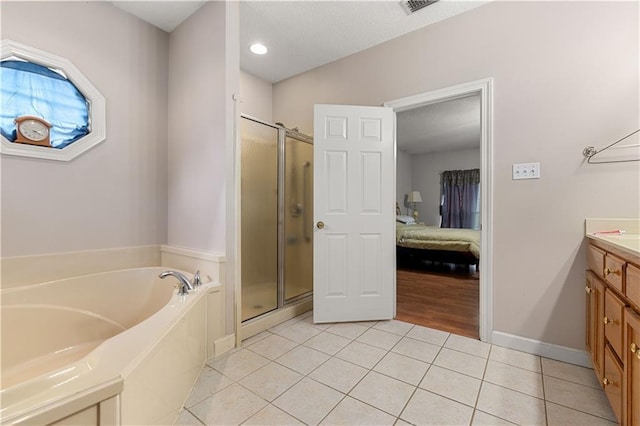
xmin=396 ymin=215 xmax=416 ymax=224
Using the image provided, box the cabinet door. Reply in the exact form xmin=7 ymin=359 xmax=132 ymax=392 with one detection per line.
xmin=605 ymin=288 xmax=626 ymax=359
xmin=587 ymin=271 xmax=605 ymax=380
xmin=603 ymin=344 xmax=624 ymax=424
xmin=625 ymin=308 xmax=640 ymax=426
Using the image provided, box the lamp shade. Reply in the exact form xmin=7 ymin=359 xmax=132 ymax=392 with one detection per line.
xmin=407 ymin=191 xmax=422 ymax=203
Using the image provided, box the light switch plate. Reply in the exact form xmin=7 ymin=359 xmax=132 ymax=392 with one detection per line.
xmin=513 ymin=162 xmax=540 ymax=180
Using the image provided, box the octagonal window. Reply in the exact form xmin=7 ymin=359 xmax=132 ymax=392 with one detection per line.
xmin=0 ymin=40 xmax=105 ymax=161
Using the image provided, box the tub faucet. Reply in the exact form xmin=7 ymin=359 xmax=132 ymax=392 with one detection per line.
xmin=193 ymin=270 xmax=202 ymax=287
xmin=159 ymin=270 xmax=194 ymax=295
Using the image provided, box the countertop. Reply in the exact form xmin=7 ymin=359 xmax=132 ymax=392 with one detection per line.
xmin=585 ymin=218 xmax=640 ymax=258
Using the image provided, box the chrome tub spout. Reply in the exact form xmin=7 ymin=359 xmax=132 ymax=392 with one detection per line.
xmin=159 ymin=270 xmax=194 ymax=295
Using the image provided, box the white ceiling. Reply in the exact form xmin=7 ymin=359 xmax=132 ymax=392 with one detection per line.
xmin=397 ymin=94 xmax=480 ymax=155
xmin=112 ymin=0 xmax=489 ymax=84
xmin=111 ymin=0 xmax=487 ymax=154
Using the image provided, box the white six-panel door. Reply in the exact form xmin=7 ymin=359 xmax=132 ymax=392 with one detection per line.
xmin=313 ymin=104 xmax=395 ymax=323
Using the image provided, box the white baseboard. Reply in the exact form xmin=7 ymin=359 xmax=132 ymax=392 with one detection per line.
xmin=491 ymin=331 xmax=591 ymax=368
xmin=214 ymin=334 xmax=236 ymax=358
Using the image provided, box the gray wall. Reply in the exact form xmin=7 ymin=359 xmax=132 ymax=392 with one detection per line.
xmin=168 ymin=1 xmax=238 ymax=254
xmin=272 ymin=1 xmax=640 ymax=350
xmin=1 ymin=2 xmax=169 ymax=257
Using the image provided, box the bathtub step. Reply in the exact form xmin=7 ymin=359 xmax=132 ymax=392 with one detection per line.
xmin=1 ymin=341 xmax=101 ymax=390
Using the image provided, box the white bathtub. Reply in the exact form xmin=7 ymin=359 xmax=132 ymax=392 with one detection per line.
xmin=0 ymin=267 xmax=223 ymax=425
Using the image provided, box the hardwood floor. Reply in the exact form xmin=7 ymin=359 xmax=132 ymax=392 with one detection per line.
xmin=396 ymin=263 xmax=479 ymax=339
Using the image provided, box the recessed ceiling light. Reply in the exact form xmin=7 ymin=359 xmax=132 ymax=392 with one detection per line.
xmin=250 ymin=43 xmax=268 ymax=55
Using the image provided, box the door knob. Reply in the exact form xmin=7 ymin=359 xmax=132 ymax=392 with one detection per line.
xmin=585 ymin=286 xmax=592 ymax=294
xmin=316 ymin=221 xmax=325 ymax=229
xmin=603 ymin=316 xmax=614 ymax=325
xmin=631 ymin=342 xmax=638 ymax=354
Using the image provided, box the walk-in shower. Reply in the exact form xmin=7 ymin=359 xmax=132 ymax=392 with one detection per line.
xmin=240 ymin=115 xmax=313 ymax=322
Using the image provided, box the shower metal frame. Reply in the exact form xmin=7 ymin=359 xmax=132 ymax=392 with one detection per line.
xmin=240 ymin=114 xmax=313 ymax=320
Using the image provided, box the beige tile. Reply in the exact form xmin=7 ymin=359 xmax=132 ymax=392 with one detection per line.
xmin=391 ymin=337 xmax=441 ymax=364
xmin=273 ymin=378 xmax=344 ymax=425
xmin=433 ymin=348 xmax=487 ymax=379
xmin=546 ymin=401 xmax=617 ymax=425
xmin=400 ymin=388 xmax=474 ymax=425
xmin=356 ymin=328 xmax=402 ymax=350
xmin=320 ymin=396 xmax=396 ymax=426
xmin=355 ymin=320 xmax=379 ymax=327
xmin=184 ymin=366 xmax=234 ymax=408
xmin=297 ymin=310 xmax=313 ymax=320
xmin=543 ymin=376 xmax=616 ymax=422
xmin=309 ymin=357 xmax=369 ymax=393
xmin=273 ymin=322 xmax=323 ymax=343
xmin=471 ymin=410 xmax=516 ymax=425
xmin=445 ymin=334 xmax=491 ymax=358
xmin=373 ymin=352 xmax=430 ymax=386
xmin=300 ymin=315 xmax=333 ymax=330
xmin=209 ymin=348 xmax=270 ymax=381
xmin=484 ymin=360 xmax=544 ymax=398
xmin=243 ymin=404 xmax=305 ymax=425
xmin=541 ymin=357 xmax=600 ymax=388
xmin=239 ymin=362 xmax=303 ymax=401
xmin=175 ymin=410 xmax=204 ymax=425
xmin=419 ymin=365 xmax=481 ymax=407
xmin=304 ymin=331 xmax=352 ymax=355
xmin=246 ymin=334 xmax=299 ymax=360
xmin=476 ymin=382 xmax=546 ymax=426
xmin=394 ymin=419 xmax=412 ymax=426
xmin=325 ymin=322 xmax=369 ymax=339
xmin=269 ymin=317 xmax=303 ymax=333
xmin=335 ymin=341 xmax=388 ymax=369
xmin=373 ymin=319 xmax=414 ymax=336
xmin=275 ymin=345 xmax=330 ymax=375
xmin=350 ymin=371 xmax=415 ymax=417
xmin=489 ymin=345 xmax=541 ymax=373
xmin=405 ymin=325 xmax=449 ymax=346
xmin=190 ymin=383 xmax=268 ymax=425
xmin=242 ymin=330 xmax=273 ymax=348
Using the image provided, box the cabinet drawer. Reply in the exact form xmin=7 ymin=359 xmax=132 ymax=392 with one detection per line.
xmin=604 ymin=289 xmax=625 ymax=358
xmin=627 ymin=263 xmax=640 ymax=309
xmin=603 ymin=344 xmax=623 ymax=424
xmin=604 ymin=254 xmax=625 ymax=293
xmin=588 ymin=245 xmax=606 ymax=278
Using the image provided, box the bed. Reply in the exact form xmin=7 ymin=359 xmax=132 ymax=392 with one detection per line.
xmin=396 ymin=222 xmax=480 ymax=268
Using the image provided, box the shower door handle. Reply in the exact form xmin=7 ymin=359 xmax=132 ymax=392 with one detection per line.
xmin=316 ymin=221 xmax=325 ymax=230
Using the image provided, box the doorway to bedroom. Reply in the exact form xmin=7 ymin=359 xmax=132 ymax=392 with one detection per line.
xmin=385 ymin=79 xmax=493 ymax=341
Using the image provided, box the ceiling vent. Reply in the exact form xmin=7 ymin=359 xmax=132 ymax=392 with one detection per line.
xmin=400 ymin=0 xmax=439 ymax=14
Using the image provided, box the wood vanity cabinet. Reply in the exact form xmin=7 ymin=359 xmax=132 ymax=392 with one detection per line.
xmin=586 ymin=239 xmax=640 ymax=426
xmin=624 ymin=308 xmax=640 ymax=426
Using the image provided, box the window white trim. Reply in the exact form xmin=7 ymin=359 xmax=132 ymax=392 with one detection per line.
xmin=0 ymin=39 xmax=106 ymax=161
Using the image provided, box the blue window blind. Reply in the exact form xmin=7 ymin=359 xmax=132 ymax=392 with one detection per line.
xmin=0 ymin=60 xmax=90 ymax=149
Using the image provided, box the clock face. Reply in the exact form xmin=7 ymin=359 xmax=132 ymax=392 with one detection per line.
xmin=19 ymin=119 xmax=49 ymax=142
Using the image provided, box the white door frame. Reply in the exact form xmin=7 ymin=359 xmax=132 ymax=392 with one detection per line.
xmin=384 ymin=78 xmax=494 ymax=343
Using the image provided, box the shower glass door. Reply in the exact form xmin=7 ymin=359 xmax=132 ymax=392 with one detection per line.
xmin=240 ymin=117 xmax=278 ymax=321
xmin=284 ymin=135 xmax=313 ymax=301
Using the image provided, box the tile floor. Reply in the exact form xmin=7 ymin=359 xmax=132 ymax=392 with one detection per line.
xmin=177 ymin=312 xmax=617 ymax=425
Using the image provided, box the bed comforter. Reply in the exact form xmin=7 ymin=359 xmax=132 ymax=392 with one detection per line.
xmin=396 ymin=224 xmax=480 ymax=259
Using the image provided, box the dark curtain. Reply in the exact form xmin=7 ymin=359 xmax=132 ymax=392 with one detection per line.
xmin=440 ymin=169 xmax=480 ymax=229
